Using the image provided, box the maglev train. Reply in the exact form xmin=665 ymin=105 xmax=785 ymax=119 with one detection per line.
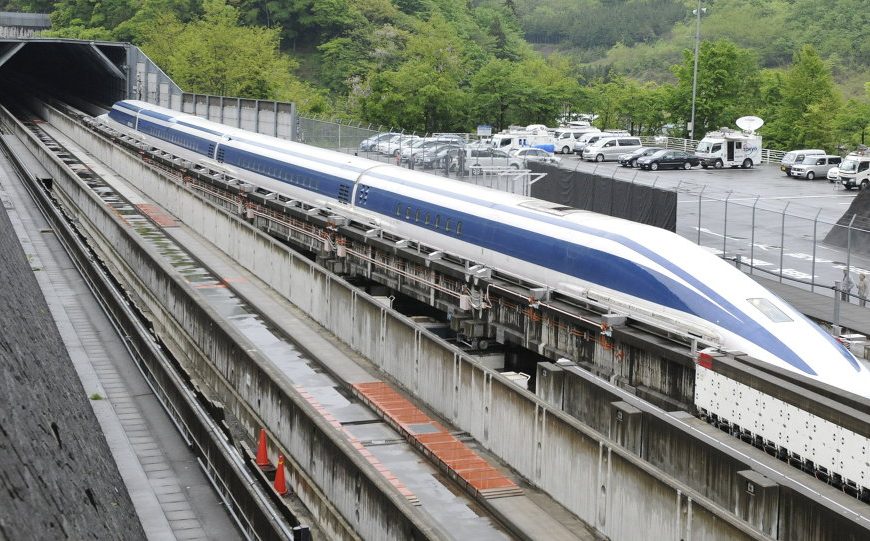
xmin=102 ymin=100 xmax=870 ymax=398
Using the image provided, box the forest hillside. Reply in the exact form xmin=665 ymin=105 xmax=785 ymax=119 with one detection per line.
xmin=1 ymin=0 xmax=867 ymax=150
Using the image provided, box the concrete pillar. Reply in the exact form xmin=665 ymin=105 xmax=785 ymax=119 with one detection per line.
xmin=609 ymin=400 xmax=643 ymax=456
xmin=735 ymin=470 xmax=779 ymax=537
xmin=535 ymin=362 xmax=564 ymax=409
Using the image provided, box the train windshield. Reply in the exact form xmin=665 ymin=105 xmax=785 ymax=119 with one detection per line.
xmin=747 ymin=298 xmax=792 ymax=323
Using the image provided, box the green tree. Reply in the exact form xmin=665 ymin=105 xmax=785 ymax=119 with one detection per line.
xmin=833 ymin=92 xmax=870 ymax=149
xmin=468 ymin=55 xmax=579 ymax=130
xmin=356 ymin=14 xmax=471 ymax=132
xmin=765 ymin=45 xmax=842 ymax=150
xmin=671 ymin=39 xmax=761 ymax=138
xmin=140 ymin=0 xmax=327 ymax=112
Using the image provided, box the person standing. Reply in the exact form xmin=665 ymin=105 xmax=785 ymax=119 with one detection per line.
xmin=841 ymin=269 xmax=854 ymax=302
xmin=858 ymin=274 xmax=868 ymax=307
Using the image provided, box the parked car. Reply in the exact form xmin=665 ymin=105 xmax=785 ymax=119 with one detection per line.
xmin=573 ymin=130 xmax=630 ymax=157
xmin=509 ymin=148 xmax=561 ymax=167
xmin=415 ymin=143 xmax=462 ymax=168
xmin=637 ymin=149 xmax=700 ymax=171
xmin=431 ymin=133 xmax=467 ymax=145
xmin=400 ymin=138 xmax=435 ymax=162
xmin=582 ymin=136 xmax=643 ymax=162
xmin=780 ymin=149 xmax=826 ymax=176
xmin=827 ymin=166 xmax=840 ymax=183
xmin=468 ymin=148 xmax=513 ymax=174
xmin=377 ymin=134 xmax=419 ymax=155
xmin=359 ymin=132 xmax=400 ymax=152
xmin=790 ymin=155 xmax=841 ymax=180
xmin=382 ymin=135 xmax=420 ymax=157
xmin=618 ymin=147 xmax=662 ymax=168
xmin=554 ymin=127 xmax=600 ymax=154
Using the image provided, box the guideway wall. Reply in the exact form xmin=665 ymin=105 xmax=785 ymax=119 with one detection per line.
xmin=5 ymin=104 xmax=442 ymax=541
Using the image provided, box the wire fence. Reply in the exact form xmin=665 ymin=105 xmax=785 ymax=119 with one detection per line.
xmin=298 ymin=114 xmax=870 ymax=304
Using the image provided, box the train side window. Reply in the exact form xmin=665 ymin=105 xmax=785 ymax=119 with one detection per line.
xmin=425 ymin=213 xmax=431 ymax=225
xmin=405 ymin=206 xmax=412 ymax=220
xmin=395 ymin=203 xmax=402 ymax=216
xmin=445 ymin=218 xmax=452 ymax=232
xmin=435 ymin=215 xmax=441 ymax=229
xmin=456 ymin=221 xmax=463 ymax=236
xmin=415 ymin=209 xmax=421 ymax=223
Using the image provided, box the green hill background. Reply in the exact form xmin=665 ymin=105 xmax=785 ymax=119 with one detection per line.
xmin=1 ymin=0 xmax=868 ymax=150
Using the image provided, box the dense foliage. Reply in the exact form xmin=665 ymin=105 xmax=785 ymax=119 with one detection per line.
xmin=0 ymin=0 xmax=867 ymax=150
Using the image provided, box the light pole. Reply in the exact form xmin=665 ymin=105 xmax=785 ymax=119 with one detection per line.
xmin=689 ymin=0 xmax=704 ymax=141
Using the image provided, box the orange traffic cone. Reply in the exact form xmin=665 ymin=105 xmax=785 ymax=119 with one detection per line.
xmin=274 ymin=455 xmax=288 ymax=495
xmin=256 ymin=428 xmax=269 ymax=467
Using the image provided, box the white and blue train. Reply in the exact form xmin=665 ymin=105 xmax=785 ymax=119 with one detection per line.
xmin=102 ymin=100 xmax=870 ymax=400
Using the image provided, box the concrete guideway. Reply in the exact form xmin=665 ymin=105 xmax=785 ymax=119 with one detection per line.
xmin=23 ymin=100 xmax=870 ymax=539
xmin=0 ymin=137 xmax=239 ymax=540
xmin=53 ymin=113 xmax=751 ymax=538
xmin=29 ymin=107 xmax=585 ymax=539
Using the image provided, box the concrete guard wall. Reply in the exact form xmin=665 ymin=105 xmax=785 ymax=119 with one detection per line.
xmin=46 ymin=108 xmax=781 ymax=540
xmin=169 ymin=93 xmax=296 ymax=141
xmin=6 ymin=106 xmax=443 ymax=541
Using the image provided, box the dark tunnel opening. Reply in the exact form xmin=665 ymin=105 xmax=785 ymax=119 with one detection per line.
xmin=0 ymin=40 xmax=128 ymax=109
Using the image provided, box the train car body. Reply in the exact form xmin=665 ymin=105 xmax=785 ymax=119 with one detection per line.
xmin=102 ymin=100 xmax=870 ymax=401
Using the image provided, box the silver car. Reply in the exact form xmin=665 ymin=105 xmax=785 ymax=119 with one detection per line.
xmin=790 ymin=155 xmax=841 ymax=180
xmin=509 ymin=148 xmax=561 ymax=167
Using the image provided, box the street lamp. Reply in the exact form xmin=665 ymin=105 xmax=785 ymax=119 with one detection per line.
xmin=689 ymin=1 xmax=706 ymax=141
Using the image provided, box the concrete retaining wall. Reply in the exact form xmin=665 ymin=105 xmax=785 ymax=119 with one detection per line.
xmin=0 ymin=164 xmax=145 ymax=540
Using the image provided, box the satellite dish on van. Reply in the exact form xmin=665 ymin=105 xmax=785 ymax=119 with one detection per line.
xmin=736 ymin=116 xmax=764 ymax=133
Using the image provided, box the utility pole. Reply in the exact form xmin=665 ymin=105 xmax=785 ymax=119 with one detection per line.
xmin=689 ymin=0 xmax=703 ymax=141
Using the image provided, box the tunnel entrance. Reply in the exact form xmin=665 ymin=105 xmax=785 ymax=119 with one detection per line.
xmin=0 ymin=37 xmax=181 ymax=109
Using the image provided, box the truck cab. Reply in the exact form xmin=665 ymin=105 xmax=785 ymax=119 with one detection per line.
xmin=838 ymin=153 xmax=870 ymax=190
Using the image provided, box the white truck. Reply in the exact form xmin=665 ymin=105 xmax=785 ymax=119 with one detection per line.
xmin=695 ymin=116 xmax=764 ymax=169
xmin=490 ymin=125 xmax=556 ymax=154
xmin=837 ymin=152 xmax=870 ymax=190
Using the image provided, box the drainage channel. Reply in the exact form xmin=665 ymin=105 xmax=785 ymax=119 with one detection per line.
xmin=19 ymin=111 xmax=516 ymax=540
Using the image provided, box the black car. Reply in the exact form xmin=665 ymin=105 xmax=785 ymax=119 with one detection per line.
xmin=637 ymin=149 xmax=700 ymax=171
xmin=618 ymin=147 xmax=662 ymax=168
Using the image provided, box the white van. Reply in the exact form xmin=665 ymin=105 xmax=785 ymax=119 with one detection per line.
xmin=582 ymin=136 xmax=643 ymax=162
xmin=574 ymin=130 xmax=630 ymax=157
xmin=553 ymin=127 xmax=600 ymax=154
xmin=780 ymin=149 xmax=826 ymax=176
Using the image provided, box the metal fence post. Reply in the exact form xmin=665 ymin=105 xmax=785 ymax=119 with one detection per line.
xmin=723 ymin=191 xmax=732 ymax=256
xmin=834 ymin=280 xmax=841 ymax=326
xmin=697 ymin=186 xmax=706 ymax=245
xmin=847 ymin=214 xmax=857 ymax=280
xmin=749 ymin=195 xmax=759 ymax=275
xmin=779 ymin=202 xmax=790 ymax=282
xmin=811 ymin=209 xmax=821 ymax=292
